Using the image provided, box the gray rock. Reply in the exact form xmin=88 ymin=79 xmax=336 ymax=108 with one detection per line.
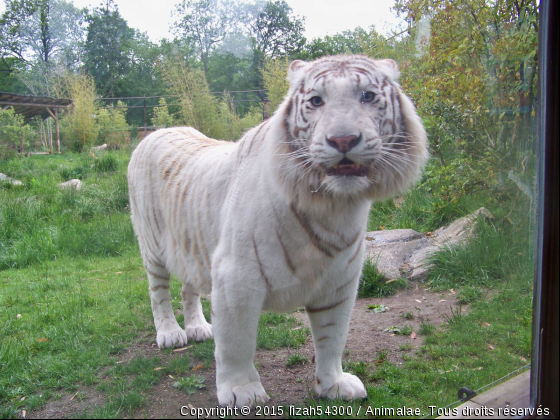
xmin=0 ymin=173 xmax=23 ymax=186
xmin=365 ymin=207 xmax=493 ymax=281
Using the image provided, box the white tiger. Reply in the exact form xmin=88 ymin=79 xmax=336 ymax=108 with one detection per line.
xmin=127 ymin=55 xmax=428 ymax=408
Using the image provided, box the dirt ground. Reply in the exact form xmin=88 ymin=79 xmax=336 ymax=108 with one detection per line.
xmin=28 ymin=284 xmax=463 ymax=419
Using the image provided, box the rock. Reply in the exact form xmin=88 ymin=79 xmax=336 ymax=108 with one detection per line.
xmin=365 ymin=207 xmax=494 ymax=281
xmin=0 ymin=173 xmax=23 ymax=186
xmin=58 ymin=179 xmax=82 ymax=191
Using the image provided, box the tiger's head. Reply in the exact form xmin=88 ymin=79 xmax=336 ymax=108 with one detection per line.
xmin=276 ymin=55 xmax=428 ymax=203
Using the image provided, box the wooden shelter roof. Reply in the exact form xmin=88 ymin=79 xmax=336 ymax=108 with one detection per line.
xmin=0 ymin=91 xmax=72 ymax=121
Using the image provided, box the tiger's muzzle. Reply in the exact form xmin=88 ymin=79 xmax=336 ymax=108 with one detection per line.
xmin=325 ymin=133 xmax=367 ymax=177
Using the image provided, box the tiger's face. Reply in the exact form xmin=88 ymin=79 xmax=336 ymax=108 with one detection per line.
xmin=282 ymin=55 xmax=427 ymax=199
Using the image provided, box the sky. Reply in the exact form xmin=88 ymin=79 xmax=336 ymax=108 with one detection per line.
xmin=0 ymin=0 xmax=403 ymax=43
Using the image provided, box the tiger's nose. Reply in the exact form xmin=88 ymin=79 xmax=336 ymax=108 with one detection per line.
xmin=326 ymin=133 xmax=362 ymax=153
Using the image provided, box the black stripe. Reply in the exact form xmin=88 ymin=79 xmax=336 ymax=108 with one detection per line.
xmin=253 ymin=235 xmax=273 ymax=292
xmin=306 ymin=297 xmax=349 ymax=313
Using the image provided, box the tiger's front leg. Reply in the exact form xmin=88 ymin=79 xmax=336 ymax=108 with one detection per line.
xmin=306 ymin=277 xmax=367 ymax=401
xmin=211 ymin=258 xmax=270 ymax=408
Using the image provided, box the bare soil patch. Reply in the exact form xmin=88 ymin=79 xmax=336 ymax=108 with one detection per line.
xmin=28 ymin=285 xmax=463 ymax=419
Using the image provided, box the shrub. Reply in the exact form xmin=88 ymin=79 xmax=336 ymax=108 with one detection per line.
xmin=151 ymin=97 xmax=176 ymax=129
xmin=56 ymin=73 xmax=99 ymax=151
xmin=0 ymin=108 xmax=34 ymax=158
xmin=261 ymin=56 xmax=289 ymax=114
xmin=96 ymin=101 xmax=129 ymax=147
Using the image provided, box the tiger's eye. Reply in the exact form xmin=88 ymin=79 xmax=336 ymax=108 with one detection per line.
xmin=310 ymin=96 xmax=324 ymax=107
xmin=361 ymin=91 xmax=375 ymax=103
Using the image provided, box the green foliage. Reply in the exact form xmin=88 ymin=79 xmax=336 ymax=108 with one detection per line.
xmin=96 ymin=101 xmax=129 ymax=146
xmin=94 ymin=153 xmax=119 ymax=173
xmin=426 ymin=218 xmax=529 ymax=291
xmin=286 ymin=352 xmax=309 ymax=367
xmin=172 ymin=0 xmax=240 ymax=76
xmin=159 ymin=54 xmax=262 ymax=140
xmin=0 ymin=151 xmax=134 ymax=270
xmin=55 ymin=72 xmax=99 ymax=151
xmin=173 ymin=375 xmax=206 ymax=394
xmin=358 ymin=258 xmax=408 ymax=298
xmin=299 ymin=27 xmax=368 ymax=60
xmin=257 ymin=312 xmax=308 ymax=349
xmin=418 ymin=321 xmax=436 ymax=336
xmin=0 ymin=0 xmax=86 ymax=66
xmin=394 ymin=0 xmax=538 ymax=188
xmin=457 ymin=285 xmax=484 ymax=304
xmin=250 ymin=0 xmax=306 ymax=59
xmin=261 ymin=56 xmax=290 ymax=114
xmin=0 ymin=108 xmax=34 ymax=159
xmin=343 ymin=360 xmax=370 ymax=381
xmin=83 ymin=0 xmax=135 ymax=97
xmin=151 ymin=97 xmax=177 ymax=128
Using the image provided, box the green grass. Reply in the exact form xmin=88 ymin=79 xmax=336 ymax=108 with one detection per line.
xmin=358 ymin=259 xmax=408 ymax=298
xmin=0 ymin=152 xmax=535 ymax=418
xmin=0 ymin=151 xmax=134 ymax=270
xmin=418 ymin=321 xmax=436 ymax=336
xmin=257 ymin=312 xmax=309 ymax=349
xmin=286 ymin=352 xmax=309 ymax=367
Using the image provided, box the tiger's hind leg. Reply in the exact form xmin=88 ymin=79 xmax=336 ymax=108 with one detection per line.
xmin=181 ymin=283 xmax=213 ymax=342
xmin=145 ymin=261 xmax=188 ymax=349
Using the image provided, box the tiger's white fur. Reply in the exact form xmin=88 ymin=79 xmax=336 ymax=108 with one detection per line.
xmin=128 ymin=55 xmax=428 ymax=408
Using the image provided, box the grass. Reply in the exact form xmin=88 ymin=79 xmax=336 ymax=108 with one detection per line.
xmin=0 ymin=151 xmax=133 ymax=270
xmin=358 ymin=258 xmax=408 ymax=298
xmin=286 ymin=353 xmax=309 ymax=367
xmin=0 ymin=151 xmax=535 ymax=418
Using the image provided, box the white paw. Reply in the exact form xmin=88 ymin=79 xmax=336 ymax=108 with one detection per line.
xmin=316 ymin=372 xmax=367 ymax=401
xmin=186 ymin=323 xmax=213 ymax=342
xmin=156 ymin=328 xmax=188 ymax=349
xmin=218 ymin=381 xmax=270 ymax=408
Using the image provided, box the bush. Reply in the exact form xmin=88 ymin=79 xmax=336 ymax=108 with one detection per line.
xmin=261 ymin=56 xmax=289 ymax=114
xmin=56 ymin=73 xmax=99 ymax=151
xmin=151 ymin=97 xmax=176 ymax=129
xmin=159 ymin=55 xmax=263 ymax=141
xmin=0 ymin=108 xmax=34 ymax=158
xmin=96 ymin=101 xmax=129 ymax=147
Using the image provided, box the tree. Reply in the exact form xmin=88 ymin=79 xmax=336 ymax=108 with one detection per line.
xmin=172 ymin=0 xmax=241 ymax=77
xmin=83 ymin=0 xmax=135 ymax=97
xmin=0 ymin=57 xmax=28 ymax=93
xmin=300 ymin=28 xmax=368 ymax=60
xmin=249 ymin=0 xmax=305 ymax=59
xmin=0 ymin=0 xmax=86 ymax=66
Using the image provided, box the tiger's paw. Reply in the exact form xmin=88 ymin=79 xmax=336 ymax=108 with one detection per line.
xmin=156 ymin=328 xmax=188 ymax=349
xmin=316 ymin=373 xmax=367 ymax=401
xmin=186 ymin=323 xmax=213 ymax=342
xmin=217 ymin=381 xmax=270 ymax=408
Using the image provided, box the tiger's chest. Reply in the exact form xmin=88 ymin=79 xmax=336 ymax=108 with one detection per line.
xmin=217 ymin=189 xmax=369 ymax=311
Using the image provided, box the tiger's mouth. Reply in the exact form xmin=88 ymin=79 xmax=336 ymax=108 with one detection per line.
xmin=326 ymin=158 xmax=367 ymax=177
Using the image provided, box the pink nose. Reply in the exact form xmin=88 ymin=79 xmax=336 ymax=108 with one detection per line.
xmin=326 ymin=134 xmax=362 ymax=153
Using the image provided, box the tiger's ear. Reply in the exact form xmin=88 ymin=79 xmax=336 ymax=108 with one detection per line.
xmin=287 ymin=60 xmax=309 ymax=85
xmin=377 ymin=59 xmax=400 ymax=80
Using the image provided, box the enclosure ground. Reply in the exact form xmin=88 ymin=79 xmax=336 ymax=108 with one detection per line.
xmin=26 ymin=284 xmax=463 ymax=419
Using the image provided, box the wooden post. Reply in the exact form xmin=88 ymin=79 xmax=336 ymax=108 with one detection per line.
xmin=55 ymin=108 xmax=60 ymax=154
xmin=45 ymin=108 xmax=55 ymax=154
